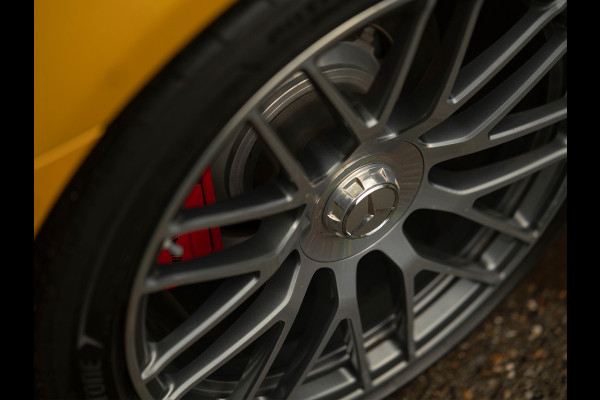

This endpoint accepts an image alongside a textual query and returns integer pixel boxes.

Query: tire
[34,0,567,399]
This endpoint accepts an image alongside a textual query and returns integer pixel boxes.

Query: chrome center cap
[300,140,423,261]
[324,164,400,238]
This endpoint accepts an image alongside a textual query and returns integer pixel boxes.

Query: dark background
[387,227,567,400]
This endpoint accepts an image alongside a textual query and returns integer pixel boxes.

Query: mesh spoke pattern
[125,0,566,398]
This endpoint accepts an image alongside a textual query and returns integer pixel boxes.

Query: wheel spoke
[420,29,567,153]
[362,0,435,126]
[166,180,301,236]
[422,94,567,166]
[270,265,340,398]
[451,0,567,106]
[335,268,372,390]
[277,317,339,399]
[247,110,313,193]
[140,216,301,383]
[390,0,483,138]
[463,207,538,244]
[513,162,566,232]
[160,258,301,400]
[426,0,484,117]
[148,214,300,292]
[302,60,371,141]
[273,259,373,398]
[380,227,502,284]
[399,268,416,361]
[141,275,260,382]
[229,322,289,400]
[372,232,419,360]
[147,250,265,294]
[414,175,550,244]
[415,135,566,245]
[298,0,439,144]
[375,223,508,359]
[429,136,567,200]
[488,95,567,143]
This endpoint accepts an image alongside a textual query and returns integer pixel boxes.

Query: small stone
[526,299,538,312]
[462,389,473,400]
[529,324,544,340]
[494,315,504,325]
[505,362,515,371]
[504,389,512,399]
[554,326,562,335]
[525,390,534,399]
[486,378,498,389]
[475,354,488,365]
[506,370,516,379]
[519,314,528,323]
[532,348,547,359]
[505,329,518,338]
[508,348,518,358]
[490,353,506,364]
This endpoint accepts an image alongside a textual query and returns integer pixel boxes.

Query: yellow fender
[34,0,237,235]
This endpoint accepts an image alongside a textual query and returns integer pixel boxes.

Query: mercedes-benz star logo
[324,164,400,239]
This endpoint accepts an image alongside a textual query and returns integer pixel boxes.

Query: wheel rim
[125,0,567,398]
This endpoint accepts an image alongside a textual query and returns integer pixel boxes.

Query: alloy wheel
[124,0,567,399]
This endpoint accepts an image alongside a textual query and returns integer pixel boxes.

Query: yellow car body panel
[34,0,237,236]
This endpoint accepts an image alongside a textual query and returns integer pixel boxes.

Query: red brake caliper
[157,167,223,264]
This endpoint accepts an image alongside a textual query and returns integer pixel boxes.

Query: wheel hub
[323,164,400,239]
[300,139,424,262]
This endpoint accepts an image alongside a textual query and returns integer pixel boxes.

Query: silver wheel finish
[125,0,567,398]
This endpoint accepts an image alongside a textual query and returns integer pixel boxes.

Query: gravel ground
[387,227,567,400]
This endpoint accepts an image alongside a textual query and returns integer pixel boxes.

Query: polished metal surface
[323,164,400,238]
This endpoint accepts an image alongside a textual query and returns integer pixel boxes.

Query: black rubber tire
[34,0,385,398]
